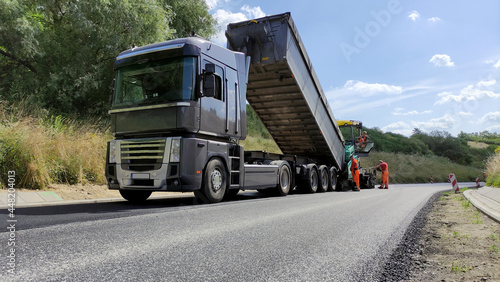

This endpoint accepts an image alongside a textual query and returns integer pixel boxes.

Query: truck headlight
[109,140,119,163]
[170,139,181,162]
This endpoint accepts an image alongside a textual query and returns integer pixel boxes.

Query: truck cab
[106,37,249,201]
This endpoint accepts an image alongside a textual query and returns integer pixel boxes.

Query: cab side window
[204,60,224,101]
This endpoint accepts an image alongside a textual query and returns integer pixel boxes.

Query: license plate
[131,173,150,179]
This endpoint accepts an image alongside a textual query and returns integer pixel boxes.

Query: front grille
[120,139,166,171]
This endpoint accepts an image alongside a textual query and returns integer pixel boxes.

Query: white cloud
[486,124,500,133]
[493,59,500,69]
[408,10,420,22]
[435,79,500,105]
[210,6,266,46]
[241,5,265,19]
[428,17,442,23]
[382,121,412,135]
[204,0,220,10]
[456,112,473,117]
[476,79,496,87]
[429,54,455,67]
[479,111,500,123]
[211,10,248,46]
[342,80,402,97]
[393,107,431,116]
[412,114,456,131]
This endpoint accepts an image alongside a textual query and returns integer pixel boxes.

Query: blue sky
[204,0,500,136]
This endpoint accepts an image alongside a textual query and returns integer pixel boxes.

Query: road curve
[1,183,454,281]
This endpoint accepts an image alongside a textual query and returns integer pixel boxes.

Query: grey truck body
[105,13,350,202]
[226,12,345,169]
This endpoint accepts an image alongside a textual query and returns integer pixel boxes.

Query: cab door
[225,67,239,137]
[199,60,227,136]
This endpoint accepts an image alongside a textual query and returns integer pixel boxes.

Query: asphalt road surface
[1,183,455,281]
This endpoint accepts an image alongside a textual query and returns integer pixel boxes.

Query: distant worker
[356,131,370,148]
[350,155,360,191]
[374,160,389,189]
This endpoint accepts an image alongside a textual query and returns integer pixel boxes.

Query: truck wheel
[119,190,152,203]
[223,188,240,200]
[270,161,292,196]
[304,164,318,193]
[196,158,227,204]
[328,167,337,191]
[317,165,329,193]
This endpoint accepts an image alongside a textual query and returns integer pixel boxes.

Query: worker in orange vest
[375,160,389,189]
[350,155,360,191]
[356,131,369,148]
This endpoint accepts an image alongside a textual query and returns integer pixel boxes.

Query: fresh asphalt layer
[0,183,459,281]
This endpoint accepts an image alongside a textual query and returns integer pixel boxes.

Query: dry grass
[0,102,111,189]
[486,153,500,187]
[240,135,282,154]
[467,141,489,149]
[361,151,483,183]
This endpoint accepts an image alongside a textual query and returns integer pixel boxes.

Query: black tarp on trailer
[226,12,345,169]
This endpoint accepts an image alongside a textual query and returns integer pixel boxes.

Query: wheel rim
[211,169,223,193]
[321,171,328,188]
[280,168,290,189]
[311,171,318,188]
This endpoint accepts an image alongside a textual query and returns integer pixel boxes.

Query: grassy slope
[0,102,496,189]
[0,103,111,189]
[360,151,483,184]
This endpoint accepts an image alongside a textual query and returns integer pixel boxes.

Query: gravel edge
[375,191,442,281]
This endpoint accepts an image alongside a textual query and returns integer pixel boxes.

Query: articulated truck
[105,12,375,203]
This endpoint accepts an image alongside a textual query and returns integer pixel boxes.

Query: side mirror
[205,63,216,75]
[203,63,217,98]
[204,73,216,98]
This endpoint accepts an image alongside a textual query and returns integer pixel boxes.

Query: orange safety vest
[351,158,359,172]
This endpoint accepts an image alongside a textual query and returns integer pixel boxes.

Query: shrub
[485,153,500,187]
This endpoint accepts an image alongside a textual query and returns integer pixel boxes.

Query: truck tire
[270,160,292,196]
[223,188,240,201]
[317,165,329,193]
[195,158,227,204]
[328,167,337,191]
[119,190,152,203]
[303,164,318,193]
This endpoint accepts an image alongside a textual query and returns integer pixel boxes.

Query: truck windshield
[113,57,197,108]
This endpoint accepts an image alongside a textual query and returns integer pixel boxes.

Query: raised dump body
[226,12,345,169]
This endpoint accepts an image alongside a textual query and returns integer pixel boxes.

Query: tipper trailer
[105,12,375,203]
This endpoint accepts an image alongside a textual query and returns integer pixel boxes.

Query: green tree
[0,0,216,116]
[164,0,217,38]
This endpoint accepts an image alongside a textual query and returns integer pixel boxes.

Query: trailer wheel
[119,190,152,203]
[303,164,318,193]
[328,167,337,191]
[195,158,227,204]
[317,165,329,193]
[270,161,292,196]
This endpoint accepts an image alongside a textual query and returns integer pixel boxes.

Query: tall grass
[485,153,500,187]
[0,101,111,189]
[240,135,282,154]
[1,99,496,189]
[360,151,483,183]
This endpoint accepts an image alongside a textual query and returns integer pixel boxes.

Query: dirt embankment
[407,191,500,281]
